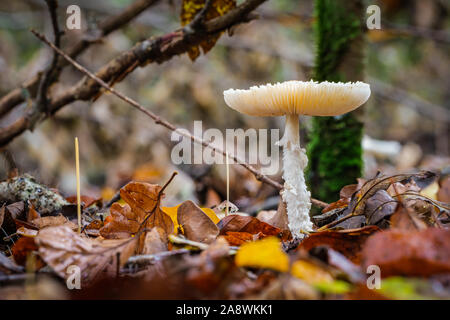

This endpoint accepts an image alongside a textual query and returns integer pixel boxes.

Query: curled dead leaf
[177,200,219,244]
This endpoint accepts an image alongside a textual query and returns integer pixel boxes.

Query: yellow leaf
[101,187,116,202]
[235,237,289,272]
[180,0,236,61]
[162,204,219,233]
[420,181,439,200]
[291,260,334,284]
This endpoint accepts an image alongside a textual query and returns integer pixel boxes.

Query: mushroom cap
[223,80,371,117]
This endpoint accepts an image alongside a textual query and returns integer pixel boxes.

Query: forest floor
[0,168,449,300]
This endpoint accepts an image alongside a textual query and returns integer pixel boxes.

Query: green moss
[307,0,365,204]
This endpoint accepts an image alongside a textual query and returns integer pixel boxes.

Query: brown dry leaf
[223,231,257,246]
[185,237,234,294]
[322,199,350,214]
[387,181,420,197]
[36,226,138,285]
[11,237,44,269]
[0,205,4,227]
[298,226,380,264]
[437,176,450,203]
[100,181,173,240]
[218,215,284,239]
[256,201,289,231]
[27,205,40,221]
[180,0,236,61]
[361,228,450,278]
[390,205,428,231]
[177,200,219,244]
[32,214,77,230]
[6,201,25,219]
[120,181,162,218]
[364,190,398,225]
[66,195,102,208]
[340,184,360,199]
[0,252,23,274]
[349,171,435,216]
[100,203,140,239]
[142,227,168,255]
[147,207,174,239]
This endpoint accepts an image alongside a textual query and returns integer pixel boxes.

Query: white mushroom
[223,80,371,237]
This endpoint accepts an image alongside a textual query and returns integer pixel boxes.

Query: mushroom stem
[279,114,313,237]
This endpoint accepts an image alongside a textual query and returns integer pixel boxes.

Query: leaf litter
[0,170,449,299]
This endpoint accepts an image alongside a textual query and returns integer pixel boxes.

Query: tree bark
[307,0,366,204]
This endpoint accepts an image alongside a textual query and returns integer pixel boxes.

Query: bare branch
[31,31,328,208]
[0,0,161,118]
[35,0,63,118]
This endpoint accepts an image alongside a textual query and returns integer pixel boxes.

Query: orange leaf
[100,203,140,239]
[218,215,282,238]
[223,231,256,246]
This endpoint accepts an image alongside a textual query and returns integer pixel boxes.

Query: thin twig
[0,0,161,118]
[34,0,63,121]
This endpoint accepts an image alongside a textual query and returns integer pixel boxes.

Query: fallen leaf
[420,181,439,200]
[100,181,173,241]
[66,195,102,208]
[390,205,428,231]
[308,246,364,283]
[32,214,77,230]
[26,205,40,221]
[291,260,334,284]
[147,207,174,239]
[120,181,162,218]
[235,237,289,272]
[185,237,234,294]
[437,176,450,203]
[100,203,140,239]
[142,227,168,255]
[349,171,435,216]
[218,215,283,238]
[361,228,450,278]
[298,226,380,264]
[163,203,219,233]
[177,200,219,244]
[322,199,349,214]
[364,190,398,225]
[0,252,23,273]
[36,226,138,285]
[6,201,25,220]
[223,231,256,246]
[256,200,289,231]
[11,237,44,269]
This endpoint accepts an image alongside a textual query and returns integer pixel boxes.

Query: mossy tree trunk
[307,0,366,204]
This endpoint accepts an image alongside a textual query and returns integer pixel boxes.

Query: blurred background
[0,0,448,210]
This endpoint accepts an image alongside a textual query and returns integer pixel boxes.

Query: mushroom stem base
[279,114,313,237]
